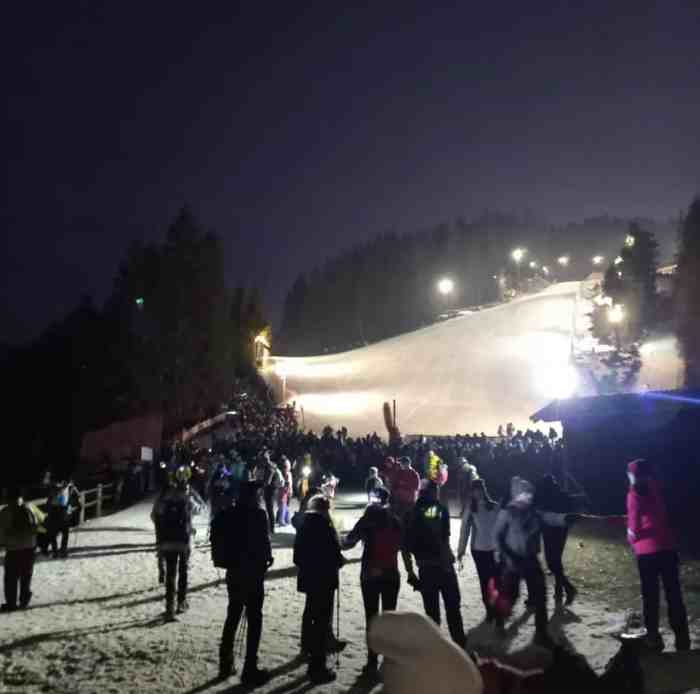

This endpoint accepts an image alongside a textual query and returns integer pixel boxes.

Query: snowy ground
[0,491,660,694]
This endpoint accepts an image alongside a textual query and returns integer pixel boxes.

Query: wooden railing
[0,483,116,525]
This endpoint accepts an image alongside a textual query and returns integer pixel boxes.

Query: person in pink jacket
[626,459,689,652]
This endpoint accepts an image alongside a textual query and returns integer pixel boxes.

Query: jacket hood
[627,459,648,476]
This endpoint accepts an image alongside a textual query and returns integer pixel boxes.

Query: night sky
[3,2,699,344]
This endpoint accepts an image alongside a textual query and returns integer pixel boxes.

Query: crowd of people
[0,383,692,691]
[144,443,687,689]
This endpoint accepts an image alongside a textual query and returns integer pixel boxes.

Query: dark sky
[3,1,699,344]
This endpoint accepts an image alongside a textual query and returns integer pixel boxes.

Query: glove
[266,557,274,569]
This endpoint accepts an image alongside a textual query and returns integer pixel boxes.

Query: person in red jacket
[626,459,689,652]
[391,457,421,519]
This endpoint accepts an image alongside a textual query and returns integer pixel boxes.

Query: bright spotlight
[542,266,550,275]
[608,304,625,324]
[511,248,526,263]
[437,277,455,295]
[536,364,578,399]
[592,255,605,265]
[529,260,538,269]
[614,256,623,265]
[557,256,569,267]
[625,234,635,248]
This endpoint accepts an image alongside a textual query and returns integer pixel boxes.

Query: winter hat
[369,611,483,694]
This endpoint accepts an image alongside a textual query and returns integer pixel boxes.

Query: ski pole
[336,586,341,669]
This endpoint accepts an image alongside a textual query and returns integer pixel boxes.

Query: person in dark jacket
[342,488,402,677]
[402,481,466,648]
[150,466,202,620]
[536,475,577,605]
[293,495,345,684]
[218,481,273,686]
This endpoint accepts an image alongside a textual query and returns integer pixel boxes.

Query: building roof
[530,389,700,424]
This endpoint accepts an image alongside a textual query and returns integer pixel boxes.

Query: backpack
[211,506,235,568]
[11,504,37,535]
[158,495,191,544]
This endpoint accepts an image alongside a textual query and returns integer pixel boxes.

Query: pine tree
[675,198,700,387]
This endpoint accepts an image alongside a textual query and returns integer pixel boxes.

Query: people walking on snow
[0,486,45,611]
[276,458,293,527]
[536,474,577,606]
[402,481,466,649]
[342,487,402,678]
[294,494,345,684]
[457,478,501,627]
[46,480,80,558]
[626,459,689,652]
[214,481,273,686]
[151,465,202,620]
[493,476,575,647]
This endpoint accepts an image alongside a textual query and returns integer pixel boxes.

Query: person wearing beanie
[493,476,575,648]
[342,487,403,678]
[402,481,466,649]
[626,459,689,652]
[293,494,345,683]
[217,481,273,686]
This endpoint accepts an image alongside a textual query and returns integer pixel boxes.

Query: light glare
[437,277,455,295]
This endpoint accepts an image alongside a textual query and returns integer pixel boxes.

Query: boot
[361,655,379,679]
[308,664,337,684]
[674,628,691,652]
[19,591,32,609]
[643,632,665,652]
[564,584,578,606]
[176,600,189,614]
[534,629,555,649]
[241,665,271,687]
[218,655,235,680]
[165,601,176,622]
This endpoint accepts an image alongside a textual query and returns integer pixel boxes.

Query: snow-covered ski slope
[267,282,587,436]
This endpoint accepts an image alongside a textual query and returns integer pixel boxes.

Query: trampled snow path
[1,493,638,693]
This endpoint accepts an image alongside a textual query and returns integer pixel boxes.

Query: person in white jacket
[493,477,574,647]
[457,479,501,625]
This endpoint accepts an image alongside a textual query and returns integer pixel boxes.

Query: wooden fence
[0,483,116,524]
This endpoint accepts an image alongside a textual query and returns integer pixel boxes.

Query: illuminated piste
[266,283,587,436]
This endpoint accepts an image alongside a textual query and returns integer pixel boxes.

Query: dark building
[532,390,700,549]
